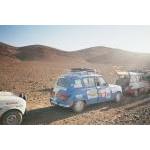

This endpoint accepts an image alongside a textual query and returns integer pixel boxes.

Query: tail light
[56,93,69,100]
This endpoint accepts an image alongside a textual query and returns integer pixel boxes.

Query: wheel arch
[117,91,122,94]
[73,99,87,104]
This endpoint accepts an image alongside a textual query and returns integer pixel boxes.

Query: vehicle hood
[0,91,15,96]
[0,91,23,102]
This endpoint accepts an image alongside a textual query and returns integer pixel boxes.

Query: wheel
[115,92,122,102]
[133,90,139,97]
[2,110,23,125]
[72,101,85,113]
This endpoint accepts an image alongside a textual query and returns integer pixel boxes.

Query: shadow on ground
[23,95,149,125]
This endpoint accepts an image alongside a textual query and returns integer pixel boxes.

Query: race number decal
[99,88,111,98]
[99,89,106,97]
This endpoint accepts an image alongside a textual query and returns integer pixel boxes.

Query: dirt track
[23,95,150,125]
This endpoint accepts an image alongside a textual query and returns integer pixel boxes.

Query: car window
[83,77,95,87]
[130,75,140,83]
[96,76,107,86]
[74,79,82,88]
[95,77,100,86]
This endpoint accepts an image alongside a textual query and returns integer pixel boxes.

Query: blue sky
[0,25,150,53]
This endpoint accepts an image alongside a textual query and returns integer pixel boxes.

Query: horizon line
[0,41,149,54]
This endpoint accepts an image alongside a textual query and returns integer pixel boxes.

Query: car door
[95,76,112,102]
[83,77,98,105]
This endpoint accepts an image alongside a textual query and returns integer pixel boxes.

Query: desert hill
[0,42,17,58]
[0,43,86,64]
[0,42,150,68]
[0,42,71,61]
[16,45,70,61]
[75,46,150,67]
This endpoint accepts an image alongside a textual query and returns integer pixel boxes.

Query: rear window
[74,79,82,88]
[130,75,141,83]
[57,78,71,87]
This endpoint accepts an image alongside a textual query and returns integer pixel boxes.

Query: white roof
[116,71,129,75]
[116,71,143,76]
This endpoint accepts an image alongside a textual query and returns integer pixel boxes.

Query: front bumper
[50,98,71,108]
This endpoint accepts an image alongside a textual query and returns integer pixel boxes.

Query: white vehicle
[116,71,150,96]
[0,91,27,125]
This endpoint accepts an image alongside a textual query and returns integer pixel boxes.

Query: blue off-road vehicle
[50,68,122,113]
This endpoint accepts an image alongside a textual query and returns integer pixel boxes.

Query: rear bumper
[50,98,71,108]
[124,88,138,96]
[125,89,135,95]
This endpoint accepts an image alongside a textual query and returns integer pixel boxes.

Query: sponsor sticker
[87,89,98,99]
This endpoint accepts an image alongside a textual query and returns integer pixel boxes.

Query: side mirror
[19,93,27,101]
[103,83,108,86]
[96,82,100,87]
[50,88,54,97]
[50,87,54,92]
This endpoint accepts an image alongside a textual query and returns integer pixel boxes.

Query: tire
[72,101,85,113]
[2,110,23,125]
[115,92,122,102]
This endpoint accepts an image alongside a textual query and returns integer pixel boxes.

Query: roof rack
[71,68,96,73]
[129,69,144,73]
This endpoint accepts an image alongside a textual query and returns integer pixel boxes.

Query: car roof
[117,71,144,76]
[60,71,102,79]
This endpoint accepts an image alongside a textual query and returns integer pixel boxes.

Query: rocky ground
[23,95,150,125]
[0,60,150,125]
